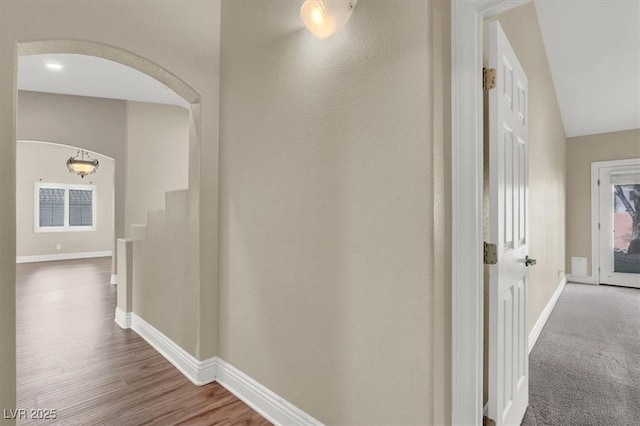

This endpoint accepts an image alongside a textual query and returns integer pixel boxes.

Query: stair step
[165,189,189,219]
[145,209,167,234]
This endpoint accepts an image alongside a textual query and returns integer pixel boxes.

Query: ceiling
[534,0,640,137]
[18,54,189,109]
[17,3,640,139]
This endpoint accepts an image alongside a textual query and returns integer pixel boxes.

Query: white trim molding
[115,310,323,426]
[16,250,112,264]
[110,274,118,285]
[451,1,530,424]
[216,359,323,426]
[528,276,566,354]
[114,307,132,329]
[127,312,216,386]
[590,158,640,287]
[591,161,600,284]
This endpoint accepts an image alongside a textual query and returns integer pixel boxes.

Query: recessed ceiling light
[45,62,63,71]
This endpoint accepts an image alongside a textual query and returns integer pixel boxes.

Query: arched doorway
[18,40,202,281]
[7,39,210,419]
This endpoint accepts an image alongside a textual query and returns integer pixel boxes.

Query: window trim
[34,182,97,233]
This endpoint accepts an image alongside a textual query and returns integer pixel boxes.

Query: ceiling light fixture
[300,0,357,40]
[67,150,99,178]
[45,62,64,71]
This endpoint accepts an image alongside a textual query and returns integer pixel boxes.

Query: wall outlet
[56,244,61,251]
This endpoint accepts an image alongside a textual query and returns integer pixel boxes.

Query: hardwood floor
[16,258,271,425]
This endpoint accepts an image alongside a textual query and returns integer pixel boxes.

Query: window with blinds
[39,188,65,227]
[69,189,93,227]
[34,183,96,232]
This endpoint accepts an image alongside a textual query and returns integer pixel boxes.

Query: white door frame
[451,1,529,424]
[591,158,640,284]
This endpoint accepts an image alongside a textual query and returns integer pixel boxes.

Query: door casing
[451,0,530,424]
[591,158,640,285]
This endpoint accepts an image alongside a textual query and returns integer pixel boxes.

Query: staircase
[120,187,201,356]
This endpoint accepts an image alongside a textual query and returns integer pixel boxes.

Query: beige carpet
[522,283,640,425]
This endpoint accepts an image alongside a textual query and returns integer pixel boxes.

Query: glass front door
[613,184,640,274]
[599,164,640,288]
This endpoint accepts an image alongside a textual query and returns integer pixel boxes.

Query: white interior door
[598,163,640,288]
[487,21,530,426]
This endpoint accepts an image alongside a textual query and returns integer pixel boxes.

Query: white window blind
[610,173,640,185]
[34,182,96,232]
[39,188,65,227]
[69,189,93,227]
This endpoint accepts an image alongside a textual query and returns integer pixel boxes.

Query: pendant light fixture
[300,0,357,40]
[67,150,99,178]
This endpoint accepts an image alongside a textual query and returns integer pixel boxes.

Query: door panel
[487,21,529,426]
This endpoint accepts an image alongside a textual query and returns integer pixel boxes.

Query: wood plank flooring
[16,258,271,426]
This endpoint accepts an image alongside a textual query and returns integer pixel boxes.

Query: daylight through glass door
[613,183,640,274]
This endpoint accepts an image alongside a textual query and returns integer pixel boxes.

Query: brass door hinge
[484,242,498,265]
[483,67,496,90]
[483,415,496,426]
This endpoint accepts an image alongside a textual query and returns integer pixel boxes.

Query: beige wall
[131,186,201,355]
[219,0,450,424]
[0,1,221,419]
[17,91,127,242]
[16,141,115,257]
[484,3,567,401]
[566,129,640,274]
[498,1,568,336]
[1,1,452,423]
[125,101,189,236]
[126,102,197,356]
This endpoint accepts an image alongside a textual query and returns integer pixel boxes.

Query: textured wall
[219,0,450,424]
[484,2,568,402]
[16,141,115,257]
[566,129,640,274]
[125,101,189,236]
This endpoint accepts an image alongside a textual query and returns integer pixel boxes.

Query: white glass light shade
[300,0,356,40]
[45,62,64,71]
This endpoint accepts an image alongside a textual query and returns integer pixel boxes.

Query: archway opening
[14,41,203,421]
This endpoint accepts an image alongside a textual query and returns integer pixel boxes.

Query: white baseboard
[110,274,118,285]
[128,312,217,386]
[116,310,322,425]
[114,307,132,329]
[216,358,323,426]
[16,250,112,264]
[529,276,567,353]
[567,274,598,285]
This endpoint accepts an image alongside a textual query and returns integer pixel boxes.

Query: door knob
[525,256,537,267]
